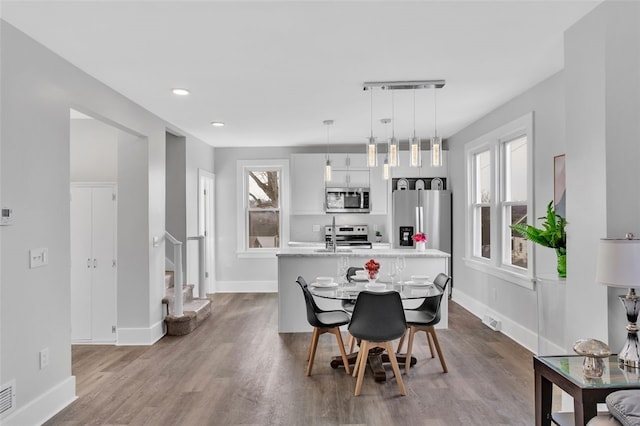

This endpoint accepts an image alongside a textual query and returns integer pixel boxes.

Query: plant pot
[556,250,566,278]
[416,242,426,252]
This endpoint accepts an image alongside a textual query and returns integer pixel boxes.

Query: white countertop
[276,248,450,258]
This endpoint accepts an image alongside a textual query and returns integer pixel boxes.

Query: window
[237,159,290,257]
[464,113,533,288]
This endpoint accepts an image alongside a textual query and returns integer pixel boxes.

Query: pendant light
[389,91,399,167]
[409,89,422,167]
[431,87,443,167]
[324,120,333,182]
[381,118,391,180]
[366,90,377,167]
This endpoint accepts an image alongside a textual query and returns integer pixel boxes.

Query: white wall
[448,71,565,352]
[0,21,207,424]
[70,118,118,182]
[166,132,187,265]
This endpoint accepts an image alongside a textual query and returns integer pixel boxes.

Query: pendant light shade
[389,91,399,167]
[381,118,391,180]
[324,120,333,182]
[410,90,421,167]
[431,88,443,167]
[366,90,377,167]
[383,157,390,180]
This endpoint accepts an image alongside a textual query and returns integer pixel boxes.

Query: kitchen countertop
[276,248,450,258]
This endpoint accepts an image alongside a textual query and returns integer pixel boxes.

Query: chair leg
[306,327,320,376]
[330,328,351,375]
[428,326,448,373]
[354,340,369,396]
[347,332,356,355]
[352,344,363,377]
[426,329,435,358]
[396,327,408,353]
[405,326,416,375]
[384,342,406,396]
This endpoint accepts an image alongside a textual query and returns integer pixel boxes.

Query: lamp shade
[595,238,640,288]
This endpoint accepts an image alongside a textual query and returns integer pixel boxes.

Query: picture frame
[554,154,566,217]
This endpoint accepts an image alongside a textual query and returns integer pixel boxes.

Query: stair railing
[187,235,206,298]
[165,231,184,317]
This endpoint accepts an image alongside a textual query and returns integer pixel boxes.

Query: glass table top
[539,355,640,388]
[308,280,442,301]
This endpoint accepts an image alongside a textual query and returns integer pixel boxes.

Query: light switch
[29,248,48,268]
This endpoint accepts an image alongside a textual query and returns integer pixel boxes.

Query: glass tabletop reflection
[308,280,442,301]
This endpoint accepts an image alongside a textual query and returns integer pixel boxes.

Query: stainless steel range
[324,225,372,249]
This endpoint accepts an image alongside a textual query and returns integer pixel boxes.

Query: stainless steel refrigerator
[392,189,451,254]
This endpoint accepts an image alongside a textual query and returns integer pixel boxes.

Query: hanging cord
[370,89,374,139]
[433,86,438,138]
[391,90,396,138]
[413,89,417,138]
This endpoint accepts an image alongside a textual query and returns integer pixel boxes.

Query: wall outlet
[39,348,49,370]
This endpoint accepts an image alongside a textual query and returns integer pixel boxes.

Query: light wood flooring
[46,294,534,425]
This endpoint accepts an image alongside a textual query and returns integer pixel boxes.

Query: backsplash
[290,214,389,243]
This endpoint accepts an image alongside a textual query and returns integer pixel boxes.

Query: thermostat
[0,208,12,226]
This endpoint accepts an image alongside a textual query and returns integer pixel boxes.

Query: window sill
[463,257,534,290]
[237,250,278,259]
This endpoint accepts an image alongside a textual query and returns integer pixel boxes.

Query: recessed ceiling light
[171,88,190,96]
[211,121,225,127]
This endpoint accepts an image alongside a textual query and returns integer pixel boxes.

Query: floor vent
[482,315,502,331]
[0,380,16,417]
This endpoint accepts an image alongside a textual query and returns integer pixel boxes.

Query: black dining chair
[296,276,351,376]
[348,290,407,396]
[342,266,364,354]
[397,273,451,375]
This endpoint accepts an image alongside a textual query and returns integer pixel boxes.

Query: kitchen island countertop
[277,248,450,258]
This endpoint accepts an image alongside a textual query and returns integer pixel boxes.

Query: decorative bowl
[411,275,430,285]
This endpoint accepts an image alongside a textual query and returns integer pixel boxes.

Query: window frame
[464,113,534,289]
[236,159,290,258]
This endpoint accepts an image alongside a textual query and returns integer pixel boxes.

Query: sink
[313,248,353,253]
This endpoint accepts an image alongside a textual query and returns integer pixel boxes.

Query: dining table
[309,279,442,382]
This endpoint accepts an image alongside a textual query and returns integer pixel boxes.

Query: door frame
[198,169,215,295]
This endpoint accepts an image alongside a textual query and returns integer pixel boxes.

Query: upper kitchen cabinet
[369,154,389,214]
[330,153,368,170]
[391,150,449,179]
[290,153,326,215]
[330,170,369,188]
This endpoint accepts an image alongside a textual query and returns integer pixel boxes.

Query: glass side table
[534,354,640,425]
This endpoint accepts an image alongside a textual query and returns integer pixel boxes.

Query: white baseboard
[214,280,277,293]
[117,319,165,346]
[452,288,538,353]
[1,376,76,426]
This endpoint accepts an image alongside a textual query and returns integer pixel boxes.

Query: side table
[534,355,640,425]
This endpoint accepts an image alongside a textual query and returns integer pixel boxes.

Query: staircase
[163,271,212,335]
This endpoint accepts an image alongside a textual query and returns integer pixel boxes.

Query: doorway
[199,169,215,294]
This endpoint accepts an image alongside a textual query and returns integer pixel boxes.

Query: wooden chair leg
[354,340,369,396]
[306,327,320,376]
[405,327,416,375]
[352,344,363,377]
[396,327,408,353]
[331,328,351,375]
[384,342,406,396]
[348,332,356,354]
[428,326,448,373]
[426,328,435,358]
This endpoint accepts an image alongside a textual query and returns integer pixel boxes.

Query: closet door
[70,187,93,341]
[91,187,117,342]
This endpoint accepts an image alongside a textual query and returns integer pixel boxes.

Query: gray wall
[448,71,565,350]
[70,118,118,182]
[166,132,187,265]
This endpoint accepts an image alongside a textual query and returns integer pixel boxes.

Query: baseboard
[117,319,165,346]
[1,376,76,426]
[452,289,538,353]
[214,280,277,293]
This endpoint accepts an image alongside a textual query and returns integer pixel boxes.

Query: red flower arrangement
[364,259,380,280]
[412,233,427,243]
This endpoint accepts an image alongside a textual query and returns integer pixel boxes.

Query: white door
[199,170,215,295]
[70,184,117,343]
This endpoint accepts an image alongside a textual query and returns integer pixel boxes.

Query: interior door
[70,187,93,340]
[199,170,215,295]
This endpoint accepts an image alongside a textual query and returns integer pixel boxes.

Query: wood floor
[46,294,534,425]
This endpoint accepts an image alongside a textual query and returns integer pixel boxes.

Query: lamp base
[618,290,640,369]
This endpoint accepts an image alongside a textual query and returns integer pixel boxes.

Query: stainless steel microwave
[325,187,370,213]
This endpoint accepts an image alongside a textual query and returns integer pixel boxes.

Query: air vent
[0,380,16,417]
[482,315,502,332]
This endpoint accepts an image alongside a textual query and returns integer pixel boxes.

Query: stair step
[165,298,212,336]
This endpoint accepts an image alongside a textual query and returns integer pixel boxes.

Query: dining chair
[397,273,451,375]
[296,276,351,376]
[343,266,364,354]
[348,290,407,396]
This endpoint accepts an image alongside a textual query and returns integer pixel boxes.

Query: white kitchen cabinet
[330,170,369,188]
[330,153,368,170]
[369,154,389,214]
[290,154,326,214]
[70,184,117,343]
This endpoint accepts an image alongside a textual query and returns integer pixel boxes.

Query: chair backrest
[413,273,451,324]
[348,291,407,342]
[346,266,364,282]
[295,276,324,328]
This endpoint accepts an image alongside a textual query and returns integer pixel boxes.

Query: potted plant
[412,232,428,252]
[511,201,567,278]
[375,230,382,243]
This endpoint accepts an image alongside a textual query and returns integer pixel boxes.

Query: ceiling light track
[363,80,446,91]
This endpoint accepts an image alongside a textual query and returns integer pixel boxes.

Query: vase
[556,251,566,278]
[416,242,426,252]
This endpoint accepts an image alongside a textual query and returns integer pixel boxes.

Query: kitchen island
[277,248,450,333]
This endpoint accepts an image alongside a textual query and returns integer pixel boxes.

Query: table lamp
[595,234,640,368]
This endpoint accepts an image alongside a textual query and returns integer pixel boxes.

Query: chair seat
[316,310,350,328]
[404,310,438,327]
